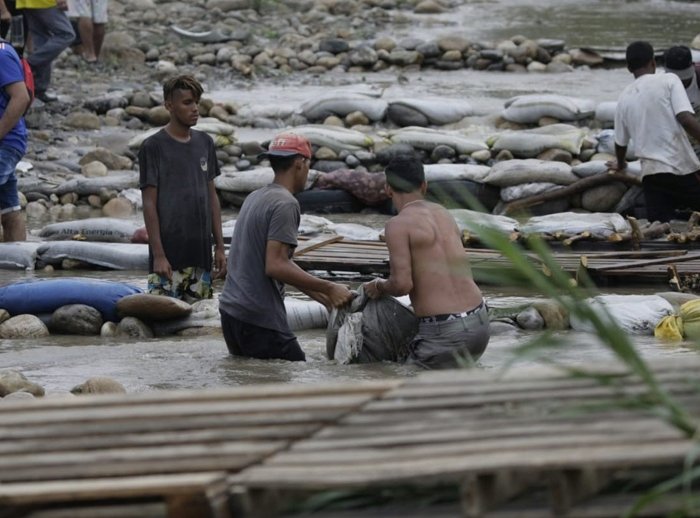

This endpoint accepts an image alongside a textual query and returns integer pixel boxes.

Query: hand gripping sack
[326,287,419,364]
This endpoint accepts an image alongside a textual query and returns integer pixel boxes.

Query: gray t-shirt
[138,129,219,272]
[219,183,300,332]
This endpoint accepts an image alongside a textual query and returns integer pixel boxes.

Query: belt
[418,300,486,324]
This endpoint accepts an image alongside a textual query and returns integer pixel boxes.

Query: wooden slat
[294,235,344,256]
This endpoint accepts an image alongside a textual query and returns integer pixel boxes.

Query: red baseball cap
[260,133,312,159]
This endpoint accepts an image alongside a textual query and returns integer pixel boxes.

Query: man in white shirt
[609,41,700,222]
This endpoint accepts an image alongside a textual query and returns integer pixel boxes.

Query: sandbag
[388,127,488,154]
[215,167,319,193]
[286,298,329,331]
[0,278,141,322]
[483,159,578,187]
[424,163,490,183]
[680,299,700,340]
[300,94,388,122]
[0,242,40,270]
[288,125,374,152]
[570,295,673,335]
[36,241,149,270]
[314,169,388,206]
[52,172,139,196]
[327,288,418,364]
[500,182,562,202]
[329,223,381,241]
[520,212,630,239]
[572,160,609,178]
[38,218,142,243]
[387,98,475,125]
[298,214,333,236]
[449,208,519,235]
[502,94,596,124]
[128,118,235,149]
[488,124,587,158]
[655,315,684,341]
[594,101,617,124]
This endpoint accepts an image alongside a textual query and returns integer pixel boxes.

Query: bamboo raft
[1,356,699,517]
[293,236,700,288]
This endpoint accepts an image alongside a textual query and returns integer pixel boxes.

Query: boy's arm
[677,111,700,144]
[142,186,172,280]
[265,240,352,309]
[0,82,29,141]
[208,180,226,279]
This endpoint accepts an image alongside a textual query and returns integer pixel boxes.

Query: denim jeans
[0,144,22,213]
[24,7,75,93]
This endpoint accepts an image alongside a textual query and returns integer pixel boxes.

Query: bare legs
[77,17,104,62]
[2,211,26,241]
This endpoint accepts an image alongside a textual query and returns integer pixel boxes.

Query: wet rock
[0,315,49,339]
[471,149,492,162]
[116,316,154,339]
[386,104,429,127]
[319,38,350,54]
[71,376,127,395]
[312,160,347,172]
[147,106,170,125]
[83,92,129,114]
[527,61,546,72]
[350,46,378,67]
[375,143,417,165]
[81,160,108,177]
[101,321,118,337]
[389,49,422,66]
[546,61,573,73]
[537,149,573,164]
[532,300,569,330]
[581,182,627,212]
[50,304,103,335]
[102,197,134,217]
[416,41,441,59]
[315,146,338,161]
[79,148,133,170]
[374,37,396,52]
[516,306,545,330]
[345,111,369,126]
[65,111,101,130]
[26,201,48,219]
[569,48,603,66]
[495,149,514,161]
[0,370,45,397]
[431,144,456,162]
[0,309,9,324]
[437,36,470,53]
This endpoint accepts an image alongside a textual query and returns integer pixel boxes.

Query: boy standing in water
[219,133,353,361]
[363,155,489,369]
[139,75,226,302]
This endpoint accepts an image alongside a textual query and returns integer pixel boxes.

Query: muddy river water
[1,0,698,393]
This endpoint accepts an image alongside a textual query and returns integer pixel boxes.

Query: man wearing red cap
[219,132,353,361]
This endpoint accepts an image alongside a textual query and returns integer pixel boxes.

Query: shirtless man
[363,155,489,369]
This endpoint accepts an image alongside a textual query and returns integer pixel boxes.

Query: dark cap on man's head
[260,133,312,159]
[665,45,695,81]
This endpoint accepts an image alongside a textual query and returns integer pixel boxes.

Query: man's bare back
[385,200,483,317]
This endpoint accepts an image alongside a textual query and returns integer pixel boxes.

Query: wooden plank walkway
[292,237,700,287]
[1,358,699,517]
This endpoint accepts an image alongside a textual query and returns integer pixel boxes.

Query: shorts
[0,144,22,214]
[409,301,489,369]
[220,310,306,362]
[67,0,108,23]
[147,267,212,303]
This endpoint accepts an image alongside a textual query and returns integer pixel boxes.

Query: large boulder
[50,304,103,335]
[0,314,49,339]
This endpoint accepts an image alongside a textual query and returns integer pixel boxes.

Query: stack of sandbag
[289,125,374,152]
[326,288,418,364]
[655,299,700,341]
[487,124,587,158]
[570,294,674,335]
[215,167,320,206]
[388,126,488,155]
